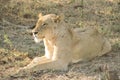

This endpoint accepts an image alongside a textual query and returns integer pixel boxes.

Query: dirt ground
[0,0,120,80]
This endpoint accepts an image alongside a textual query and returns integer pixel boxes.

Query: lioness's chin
[34,37,42,43]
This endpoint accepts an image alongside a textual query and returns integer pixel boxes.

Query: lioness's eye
[42,23,47,26]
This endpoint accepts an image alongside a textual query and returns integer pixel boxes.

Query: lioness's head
[31,13,63,43]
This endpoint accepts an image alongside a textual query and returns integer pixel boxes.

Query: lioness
[19,13,111,72]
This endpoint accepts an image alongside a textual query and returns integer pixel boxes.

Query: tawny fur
[18,13,111,73]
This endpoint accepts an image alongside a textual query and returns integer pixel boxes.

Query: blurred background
[0,0,119,80]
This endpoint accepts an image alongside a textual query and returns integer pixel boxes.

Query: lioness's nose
[30,30,38,36]
[33,32,38,34]
[32,30,38,34]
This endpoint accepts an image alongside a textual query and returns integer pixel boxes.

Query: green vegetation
[4,34,13,48]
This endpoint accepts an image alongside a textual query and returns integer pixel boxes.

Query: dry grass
[0,0,120,80]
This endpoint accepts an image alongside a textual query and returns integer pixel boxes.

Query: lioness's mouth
[33,33,40,43]
[32,33,43,43]
[33,33,37,37]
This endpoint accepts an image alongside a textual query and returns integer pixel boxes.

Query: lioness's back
[72,27,111,62]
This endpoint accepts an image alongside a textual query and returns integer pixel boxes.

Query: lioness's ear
[54,14,64,23]
[38,13,42,18]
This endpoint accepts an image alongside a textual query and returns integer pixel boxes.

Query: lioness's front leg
[22,56,47,69]
[18,49,70,73]
[17,56,47,73]
[18,39,71,73]
[18,58,68,73]
[30,59,68,71]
